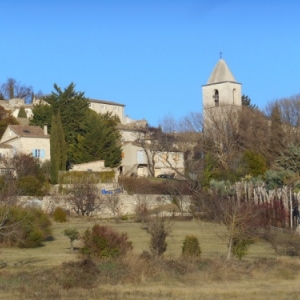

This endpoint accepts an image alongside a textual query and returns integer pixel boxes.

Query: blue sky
[1,0,299,126]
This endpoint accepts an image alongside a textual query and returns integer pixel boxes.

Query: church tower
[202,58,242,131]
[202,58,242,110]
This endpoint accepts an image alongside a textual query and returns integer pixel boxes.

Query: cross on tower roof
[219,51,223,59]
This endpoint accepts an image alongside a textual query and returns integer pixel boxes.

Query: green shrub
[182,235,201,258]
[63,228,79,250]
[80,224,132,259]
[53,207,67,222]
[0,206,52,248]
[118,177,192,195]
[231,237,254,260]
[147,216,172,258]
[16,175,46,196]
[59,171,115,184]
[120,215,129,221]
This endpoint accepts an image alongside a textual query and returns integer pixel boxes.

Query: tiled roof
[8,125,49,138]
[0,143,13,148]
[88,98,125,107]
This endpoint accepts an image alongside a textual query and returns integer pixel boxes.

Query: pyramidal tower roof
[207,59,236,84]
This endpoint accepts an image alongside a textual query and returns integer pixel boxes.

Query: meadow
[0,216,300,300]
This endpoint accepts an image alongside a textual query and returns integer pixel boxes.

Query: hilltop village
[1,59,300,299]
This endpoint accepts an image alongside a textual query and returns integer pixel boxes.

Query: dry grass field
[1,216,300,300]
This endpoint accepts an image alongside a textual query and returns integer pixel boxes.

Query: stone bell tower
[202,58,242,131]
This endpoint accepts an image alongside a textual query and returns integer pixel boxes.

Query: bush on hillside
[182,235,201,258]
[80,224,132,259]
[0,206,52,248]
[53,207,67,222]
[63,228,79,250]
[147,216,172,258]
[16,175,47,196]
[231,237,254,260]
[119,177,192,195]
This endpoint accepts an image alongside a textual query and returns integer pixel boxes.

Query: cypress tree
[18,107,27,118]
[57,110,67,171]
[50,114,59,184]
[50,112,68,184]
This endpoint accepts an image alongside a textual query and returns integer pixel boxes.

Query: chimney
[44,124,48,135]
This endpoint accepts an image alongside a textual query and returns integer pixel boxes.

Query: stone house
[0,124,50,162]
[120,141,184,177]
[117,119,148,142]
[88,98,126,124]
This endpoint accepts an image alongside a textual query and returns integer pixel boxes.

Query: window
[34,149,40,157]
[213,90,219,107]
[233,88,236,105]
[32,149,45,158]
[137,150,144,163]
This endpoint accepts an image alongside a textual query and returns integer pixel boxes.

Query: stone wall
[20,191,192,218]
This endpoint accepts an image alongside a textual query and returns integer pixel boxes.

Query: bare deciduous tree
[104,192,121,218]
[194,189,263,260]
[0,78,33,103]
[202,106,242,171]
[66,180,103,216]
[135,193,151,224]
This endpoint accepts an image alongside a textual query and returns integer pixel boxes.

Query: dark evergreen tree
[57,111,67,171]
[50,114,59,184]
[31,83,90,164]
[50,112,68,184]
[31,83,121,168]
[45,83,90,151]
[17,107,27,118]
[241,94,257,109]
[275,144,300,173]
[30,103,53,128]
[73,111,122,167]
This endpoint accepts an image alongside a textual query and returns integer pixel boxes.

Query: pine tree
[30,83,90,165]
[74,111,122,167]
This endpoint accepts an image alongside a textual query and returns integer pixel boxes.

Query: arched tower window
[213,89,219,107]
[233,88,236,105]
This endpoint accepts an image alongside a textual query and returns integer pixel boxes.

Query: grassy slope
[0,217,299,300]
[0,217,277,270]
